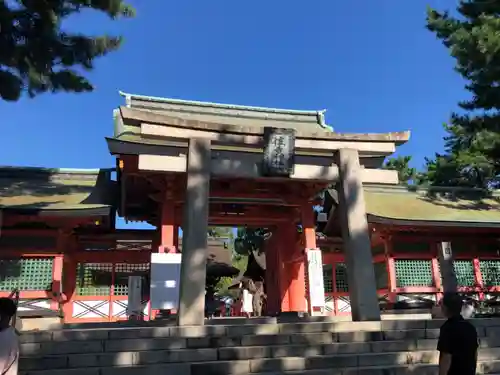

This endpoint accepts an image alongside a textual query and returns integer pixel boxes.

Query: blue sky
[1,0,465,229]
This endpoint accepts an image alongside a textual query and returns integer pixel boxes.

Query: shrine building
[1,92,500,327]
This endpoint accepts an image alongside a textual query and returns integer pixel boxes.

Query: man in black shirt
[437,292,479,375]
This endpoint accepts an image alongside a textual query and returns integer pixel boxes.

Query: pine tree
[419,124,497,188]
[214,253,248,297]
[382,156,417,185]
[425,1,500,186]
[234,227,269,255]
[0,0,134,101]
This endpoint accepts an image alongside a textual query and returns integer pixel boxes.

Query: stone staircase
[19,318,500,375]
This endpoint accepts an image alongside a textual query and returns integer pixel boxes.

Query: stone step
[262,368,498,375]
[18,358,500,375]
[21,318,500,342]
[19,337,500,365]
[20,327,500,357]
[20,318,500,344]
[19,319,500,375]
[19,346,500,372]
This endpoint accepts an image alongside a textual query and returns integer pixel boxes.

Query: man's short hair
[442,292,463,316]
[0,298,17,318]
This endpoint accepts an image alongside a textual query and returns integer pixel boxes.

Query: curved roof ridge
[117,106,410,143]
[119,90,326,117]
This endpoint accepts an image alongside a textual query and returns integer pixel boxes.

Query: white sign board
[150,253,182,310]
[307,249,325,309]
[127,276,143,319]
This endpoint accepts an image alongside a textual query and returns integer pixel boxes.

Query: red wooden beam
[208,216,289,225]
[0,251,58,257]
[71,251,150,263]
[1,229,58,236]
[2,214,99,228]
[0,291,51,299]
[209,190,296,203]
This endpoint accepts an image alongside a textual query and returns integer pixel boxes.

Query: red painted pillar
[298,203,317,313]
[159,199,177,253]
[287,204,316,313]
[264,227,281,315]
[52,230,70,311]
[473,255,484,300]
[61,233,77,323]
[51,255,64,310]
[274,224,291,312]
[287,248,306,312]
[384,237,397,307]
[154,195,178,319]
[429,242,443,302]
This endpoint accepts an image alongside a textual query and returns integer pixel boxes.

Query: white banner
[150,253,182,310]
[307,249,325,309]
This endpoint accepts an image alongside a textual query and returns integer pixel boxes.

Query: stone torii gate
[107,92,410,326]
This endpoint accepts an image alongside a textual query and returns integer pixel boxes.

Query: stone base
[155,310,174,320]
[278,311,310,321]
[18,317,62,332]
[431,306,445,319]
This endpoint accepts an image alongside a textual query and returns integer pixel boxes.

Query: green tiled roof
[111,105,410,145]
[364,185,500,226]
[0,167,116,213]
[119,91,330,132]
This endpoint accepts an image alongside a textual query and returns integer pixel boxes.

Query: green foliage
[214,253,248,297]
[418,123,498,188]
[382,156,417,185]
[212,226,270,296]
[205,227,245,296]
[0,0,134,101]
[425,1,500,187]
[234,227,269,255]
[207,227,233,238]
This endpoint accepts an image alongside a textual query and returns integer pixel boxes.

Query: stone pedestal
[177,138,211,326]
[335,148,381,321]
